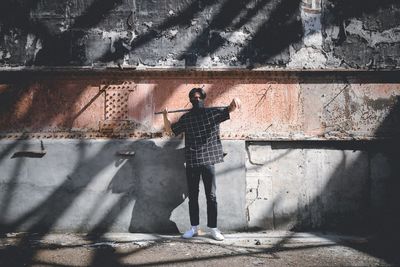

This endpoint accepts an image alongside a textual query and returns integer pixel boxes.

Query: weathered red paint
[0,71,399,140]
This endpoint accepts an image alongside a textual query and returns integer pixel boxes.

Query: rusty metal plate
[101,82,137,132]
[105,90,130,120]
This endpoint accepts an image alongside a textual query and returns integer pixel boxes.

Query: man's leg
[202,164,224,241]
[201,164,217,228]
[186,166,201,227]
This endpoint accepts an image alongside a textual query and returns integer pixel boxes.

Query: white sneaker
[210,228,224,241]
[182,226,198,239]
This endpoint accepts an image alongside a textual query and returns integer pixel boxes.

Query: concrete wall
[1,138,398,234]
[0,139,246,233]
[246,141,400,233]
[1,0,399,69]
[0,71,399,233]
[1,0,399,235]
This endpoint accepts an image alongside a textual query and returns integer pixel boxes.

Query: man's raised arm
[162,108,173,136]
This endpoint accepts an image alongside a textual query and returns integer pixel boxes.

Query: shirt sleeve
[214,107,230,124]
[171,116,185,135]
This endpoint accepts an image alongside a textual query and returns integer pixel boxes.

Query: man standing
[163,88,241,241]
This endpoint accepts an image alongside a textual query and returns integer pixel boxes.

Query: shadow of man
[108,138,187,234]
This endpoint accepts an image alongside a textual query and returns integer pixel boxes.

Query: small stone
[255,239,261,245]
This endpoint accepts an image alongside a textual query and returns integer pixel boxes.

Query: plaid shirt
[171,107,230,167]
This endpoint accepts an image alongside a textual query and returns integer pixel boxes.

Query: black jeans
[185,164,217,228]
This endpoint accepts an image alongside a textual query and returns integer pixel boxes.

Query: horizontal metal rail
[154,106,228,115]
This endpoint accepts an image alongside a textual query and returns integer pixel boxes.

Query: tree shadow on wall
[291,96,400,264]
[244,88,399,265]
[0,0,123,65]
[94,0,400,67]
[2,0,399,67]
[119,0,304,67]
[237,0,303,67]
[0,139,187,233]
[322,0,400,68]
[0,80,96,132]
[89,139,187,234]
[323,0,400,28]
[0,0,303,66]
[0,72,199,265]
[346,96,400,264]
[0,137,187,266]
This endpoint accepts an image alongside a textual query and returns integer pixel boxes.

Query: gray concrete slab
[245,141,398,233]
[0,139,246,233]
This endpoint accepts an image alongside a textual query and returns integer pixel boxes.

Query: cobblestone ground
[0,231,398,266]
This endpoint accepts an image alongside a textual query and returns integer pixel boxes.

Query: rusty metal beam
[0,70,399,141]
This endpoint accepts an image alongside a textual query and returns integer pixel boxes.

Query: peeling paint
[345,20,400,47]
[220,31,250,45]
[288,6,326,68]
[363,95,397,111]
[25,34,36,51]
[102,30,136,52]
[0,0,398,69]
[288,46,327,68]
[0,71,399,140]
[143,22,153,28]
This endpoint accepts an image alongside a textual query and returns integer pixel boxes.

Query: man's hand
[229,97,241,112]
[162,107,169,117]
[163,107,173,136]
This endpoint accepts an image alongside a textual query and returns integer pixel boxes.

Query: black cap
[188,88,206,100]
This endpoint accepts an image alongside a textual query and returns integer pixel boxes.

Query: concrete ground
[0,231,398,266]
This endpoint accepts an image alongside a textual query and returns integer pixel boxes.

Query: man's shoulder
[181,108,222,120]
[207,107,227,116]
[180,112,191,120]
[175,111,193,124]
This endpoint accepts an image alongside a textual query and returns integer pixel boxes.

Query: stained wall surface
[0,139,246,233]
[0,71,399,140]
[0,0,399,234]
[0,71,399,233]
[0,0,399,69]
[246,141,400,233]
